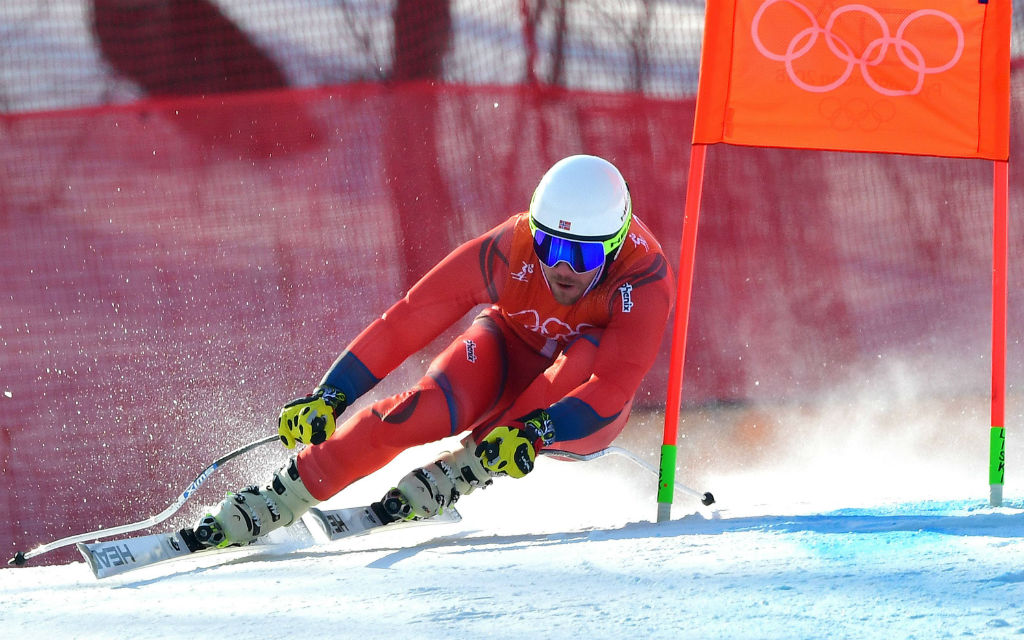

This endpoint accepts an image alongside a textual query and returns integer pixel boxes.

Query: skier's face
[539,261,600,305]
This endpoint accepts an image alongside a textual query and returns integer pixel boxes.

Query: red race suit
[297,212,674,500]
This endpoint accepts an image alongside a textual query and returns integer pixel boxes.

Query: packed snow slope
[3,424,1024,640]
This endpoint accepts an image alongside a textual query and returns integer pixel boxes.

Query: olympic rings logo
[750,0,965,96]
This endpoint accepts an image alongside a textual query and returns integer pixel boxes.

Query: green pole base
[990,427,1005,507]
[657,444,677,523]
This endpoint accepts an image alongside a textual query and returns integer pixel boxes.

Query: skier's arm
[544,254,674,443]
[278,221,512,449]
[319,220,513,403]
[473,254,673,474]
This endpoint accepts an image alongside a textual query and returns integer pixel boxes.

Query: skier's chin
[540,262,599,305]
[550,282,585,305]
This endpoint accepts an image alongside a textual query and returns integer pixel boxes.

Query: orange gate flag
[693,0,1011,160]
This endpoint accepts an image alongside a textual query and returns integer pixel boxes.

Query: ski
[76,520,311,579]
[305,504,462,541]
[76,504,461,579]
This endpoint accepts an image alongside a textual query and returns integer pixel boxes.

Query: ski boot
[375,435,494,523]
[193,458,318,548]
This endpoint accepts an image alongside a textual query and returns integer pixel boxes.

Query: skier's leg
[195,313,530,547]
[475,329,632,456]
[193,458,318,548]
[376,313,559,520]
[380,436,494,520]
[195,327,501,546]
[295,312,532,502]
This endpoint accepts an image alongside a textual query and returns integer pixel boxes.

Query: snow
[3,433,1024,640]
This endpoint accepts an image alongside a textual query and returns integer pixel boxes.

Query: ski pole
[541,445,715,506]
[9,433,280,566]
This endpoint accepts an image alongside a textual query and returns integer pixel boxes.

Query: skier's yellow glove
[475,409,555,478]
[278,385,347,448]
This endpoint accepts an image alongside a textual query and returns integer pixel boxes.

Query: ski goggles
[529,213,631,274]
[531,229,607,273]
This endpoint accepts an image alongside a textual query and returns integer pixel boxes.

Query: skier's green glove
[278,385,347,448]
[475,409,556,478]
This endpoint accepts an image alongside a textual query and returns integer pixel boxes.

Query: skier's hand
[278,385,347,448]
[475,409,556,478]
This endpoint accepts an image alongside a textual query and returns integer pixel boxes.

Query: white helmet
[529,155,632,265]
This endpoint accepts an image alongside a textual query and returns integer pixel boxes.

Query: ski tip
[9,551,27,566]
[75,542,102,578]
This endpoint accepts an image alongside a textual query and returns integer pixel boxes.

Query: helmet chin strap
[580,262,605,297]
[588,240,626,293]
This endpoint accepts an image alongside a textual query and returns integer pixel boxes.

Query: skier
[194,154,675,548]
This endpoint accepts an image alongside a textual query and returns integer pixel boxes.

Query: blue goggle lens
[532,230,606,273]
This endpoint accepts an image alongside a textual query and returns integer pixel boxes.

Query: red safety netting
[2,1,1023,564]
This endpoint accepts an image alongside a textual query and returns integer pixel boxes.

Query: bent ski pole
[540,445,715,506]
[9,433,280,566]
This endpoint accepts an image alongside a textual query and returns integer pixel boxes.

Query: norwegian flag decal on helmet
[558,220,571,231]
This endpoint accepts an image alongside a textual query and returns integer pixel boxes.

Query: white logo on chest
[629,233,649,252]
[508,309,593,342]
